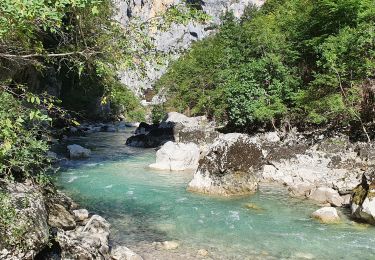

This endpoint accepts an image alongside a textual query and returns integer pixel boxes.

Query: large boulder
[158,112,207,129]
[308,187,344,207]
[57,215,111,259]
[149,141,200,171]
[311,207,340,223]
[351,171,375,224]
[0,182,49,259]
[67,144,91,159]
[187,133,263,196]
[126,112,218,148]
[126,127,174,148]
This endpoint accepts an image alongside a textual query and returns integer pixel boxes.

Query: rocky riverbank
[128,112,375,226]
[0,179,143,260]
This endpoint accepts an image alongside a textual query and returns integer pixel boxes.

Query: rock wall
[114,0,265,99]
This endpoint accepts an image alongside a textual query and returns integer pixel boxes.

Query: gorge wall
[114,0,265,101]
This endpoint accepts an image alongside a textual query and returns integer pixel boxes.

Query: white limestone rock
[67,144,91,159]
[72,209,89,222]
[308,187,344,207]
[149,141,200,171]
[311,207,340,223]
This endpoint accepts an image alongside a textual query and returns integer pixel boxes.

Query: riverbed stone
[149,141,200,171]
[197,249,209,257]
[187,133,263,196]
[67,144,91,159]
[111,246,143,260]
[311,207,340,223]
[153,241,180,250]
[308,187,344,207]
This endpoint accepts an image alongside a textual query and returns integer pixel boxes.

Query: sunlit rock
[149,141,200,171]
[311,207,340,223]
[308,187,344,207]
[188,133,263,196]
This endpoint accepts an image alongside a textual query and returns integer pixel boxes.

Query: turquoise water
[55,130,375,259]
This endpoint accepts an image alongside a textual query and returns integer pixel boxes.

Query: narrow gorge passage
[55,129,375,260]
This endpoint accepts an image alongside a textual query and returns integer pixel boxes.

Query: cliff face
[114,0,265,99]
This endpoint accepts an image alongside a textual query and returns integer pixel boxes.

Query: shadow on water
[62,189,171,244]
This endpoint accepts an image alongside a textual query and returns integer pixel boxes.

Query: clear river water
[55,128,375,259]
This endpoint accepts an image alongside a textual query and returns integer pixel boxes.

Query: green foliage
[151,104,166,124]
[157,0,375,131]
[110,84,146,122]
[0,90,51,179]
[163,4,211,27]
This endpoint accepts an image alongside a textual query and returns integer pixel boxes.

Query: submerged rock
[187,133,263,196]
[111,246,143,260]
[311,207,340,223]
[197,249,209,257]
[67,144,91,159]
[153,241,180,250]
[149,141,200,171]
[243,203,263,211]
[351,171,375,224]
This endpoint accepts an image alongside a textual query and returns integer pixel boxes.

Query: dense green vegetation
[0,0,209,180]
[156,0,375,136]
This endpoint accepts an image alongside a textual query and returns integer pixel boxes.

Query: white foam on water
[105,184,113,189]
[67,176,78,183]
[87,163,98,167]
[176,197,187,202]
[127,190,134,195]
[229,211,240,221]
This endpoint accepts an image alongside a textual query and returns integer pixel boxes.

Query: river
[54,128,375,259]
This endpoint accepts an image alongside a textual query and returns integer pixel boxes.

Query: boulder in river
[126,112,218,148]
[149,141,200,171]
[67,144,91,159]
[308,187,344,207]
[351,171,375,224]
[187,133,263,196]
[311,207,340,223]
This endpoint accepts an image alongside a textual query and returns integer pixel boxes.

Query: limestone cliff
[114,0,265,100]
